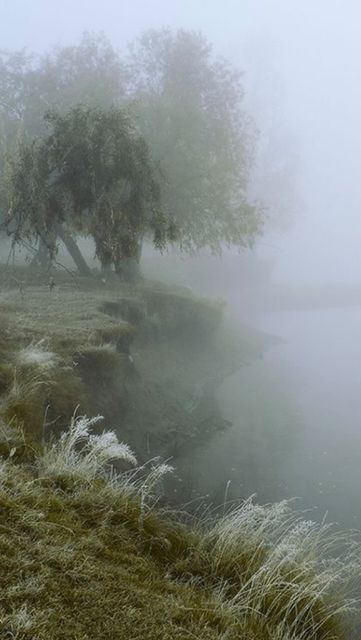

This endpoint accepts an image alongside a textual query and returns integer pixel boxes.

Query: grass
[0,282,132,356]
[0,263,267,463]
[2,265,357,637]
[0,415,360,640]
[0,339,88,445]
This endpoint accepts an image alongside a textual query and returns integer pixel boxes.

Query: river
[185,303,361,529]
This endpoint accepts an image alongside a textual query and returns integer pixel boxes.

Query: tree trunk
[114,256,141,281]
[100,259,113,275]
[114,239,143,281]
[30,237,50,270]
[56,224,91,277]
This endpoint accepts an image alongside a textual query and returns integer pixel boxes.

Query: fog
[1,0,361,284]
[1,1,361,530]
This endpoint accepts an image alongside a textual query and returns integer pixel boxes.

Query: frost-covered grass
[0,338,88,444]
[39,414,137,478]
[0,415,360,640]
[187,501,361,639]
[0,269,359,638]
[16,339,59,370]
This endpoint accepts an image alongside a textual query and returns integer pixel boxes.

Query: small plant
[0,366,52,442]
[0,339,88,443]
[0,418,27,461]
[16,338,58,370]
[38,414,137,480]
[3,604,36,637]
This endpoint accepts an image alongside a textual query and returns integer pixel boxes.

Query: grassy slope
[0,265,266,459]
[0,466,224,640]
[1,265,360,639]
[1,418,360,640]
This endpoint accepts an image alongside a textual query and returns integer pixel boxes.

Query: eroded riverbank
[185,303,361,528]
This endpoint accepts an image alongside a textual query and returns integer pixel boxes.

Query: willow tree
[2,30,264,260]
[0,33,127,139]
[0,34,128,253]
[128,29,263,254]
[5,105,174,279]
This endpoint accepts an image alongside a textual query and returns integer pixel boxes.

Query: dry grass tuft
[16,339,59,370]
[0,339,89,443]
[38,414,137,479]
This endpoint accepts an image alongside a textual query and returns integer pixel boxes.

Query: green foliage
[47,106,171,260]
[5,137,52,247]
[5,105,173,273]
[0,34,128,248]
[1,29,263,261]
[128,28,263,253]
[0,33,127,139]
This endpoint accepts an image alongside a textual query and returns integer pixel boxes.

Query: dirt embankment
[0,266,266,471]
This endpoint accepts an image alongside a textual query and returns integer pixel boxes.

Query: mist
[2,0,361,284]
[1,3,361,636]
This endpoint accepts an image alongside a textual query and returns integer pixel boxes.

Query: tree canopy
[6,105,173,278]
[1,29,265,275]
[128,29,262,253]
[0,33,126,139]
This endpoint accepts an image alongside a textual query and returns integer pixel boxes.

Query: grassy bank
[0,264,266,463]
[0,416,360,639]
[1,265,359,638]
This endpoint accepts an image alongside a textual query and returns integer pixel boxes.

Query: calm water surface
[189,304,361,529]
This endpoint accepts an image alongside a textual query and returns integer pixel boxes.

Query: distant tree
[0,116,9,231]
[127,29,263,254]
[5,106,173,279]
[1,30,264,266]
[240,37,300,232]
[0,33,128,243]
[0,50,27,141]
[0,33,127,138]
[0,51,29,235]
